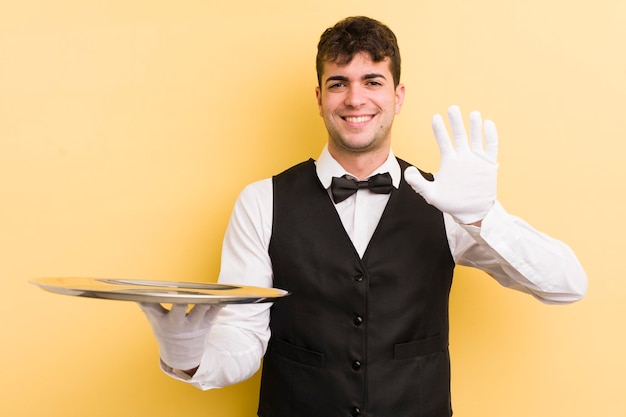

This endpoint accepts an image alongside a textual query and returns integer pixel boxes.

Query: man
[141,16,587,417]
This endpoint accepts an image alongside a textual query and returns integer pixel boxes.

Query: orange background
[1,1,623,416]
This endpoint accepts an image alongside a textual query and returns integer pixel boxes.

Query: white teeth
[345,116,371,123]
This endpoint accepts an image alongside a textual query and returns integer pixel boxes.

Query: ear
[394,83,405,114]
[315,86,323,115]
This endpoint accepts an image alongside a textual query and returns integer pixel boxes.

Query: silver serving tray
[31,277,289,304]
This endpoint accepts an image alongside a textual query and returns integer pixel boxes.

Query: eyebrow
[324,73,387,84]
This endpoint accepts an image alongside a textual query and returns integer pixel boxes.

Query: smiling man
[140,16,587,417]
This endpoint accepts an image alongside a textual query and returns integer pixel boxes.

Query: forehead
[321,52,392,83]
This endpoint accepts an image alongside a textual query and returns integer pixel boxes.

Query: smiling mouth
[343,115,373,123]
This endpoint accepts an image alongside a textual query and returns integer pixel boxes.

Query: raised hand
[404,105,498,225]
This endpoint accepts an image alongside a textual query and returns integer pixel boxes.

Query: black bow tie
[330,172,394,204]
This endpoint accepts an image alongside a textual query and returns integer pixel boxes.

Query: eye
[366,80,383,87]
[328,82,346,89]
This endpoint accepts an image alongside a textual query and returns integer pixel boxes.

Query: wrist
[161,359,199,380]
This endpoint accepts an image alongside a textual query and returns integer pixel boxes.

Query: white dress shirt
[173,146,587,390]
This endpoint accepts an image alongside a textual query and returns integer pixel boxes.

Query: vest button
[354,275,364,282]
[353,315,363,326]
[351,407,361,416]
[352,360,361,370]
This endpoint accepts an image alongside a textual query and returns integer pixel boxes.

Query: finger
[469,111,484,153]
[203,305,224,323]
[187,304,220,325]
[432,114,454,157]
[168,303,190,323]
[483,120,498,161]
[447,105,469,151]
[139,302,168,316]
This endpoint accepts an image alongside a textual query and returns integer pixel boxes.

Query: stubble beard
[327,123,391,156]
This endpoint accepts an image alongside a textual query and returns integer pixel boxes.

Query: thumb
[404,166,432,195]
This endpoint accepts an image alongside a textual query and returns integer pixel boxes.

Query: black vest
[259,159,455,417]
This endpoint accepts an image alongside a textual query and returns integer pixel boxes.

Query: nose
[344,85,367,108]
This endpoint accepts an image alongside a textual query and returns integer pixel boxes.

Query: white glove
[139,303,222,370]
[404,105,499,225]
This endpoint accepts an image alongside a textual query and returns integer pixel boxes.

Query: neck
[328,144,390,180]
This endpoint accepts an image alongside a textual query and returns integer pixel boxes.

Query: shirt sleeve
[166,179,274,390]
[446,200,588,304]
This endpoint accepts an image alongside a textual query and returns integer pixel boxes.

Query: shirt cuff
[160,359,194,381]
[459,200,510,242]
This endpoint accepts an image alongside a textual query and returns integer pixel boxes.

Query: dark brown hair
[316,16,401,87]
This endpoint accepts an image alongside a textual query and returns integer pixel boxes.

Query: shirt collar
[315,145,402,189]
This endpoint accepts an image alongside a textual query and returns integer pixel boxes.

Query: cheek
[319,99,337,118]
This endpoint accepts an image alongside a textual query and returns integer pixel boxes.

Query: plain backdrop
[1,1,623,416]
